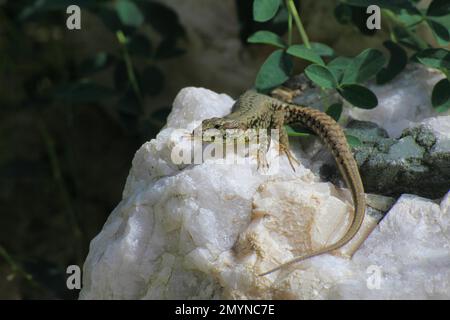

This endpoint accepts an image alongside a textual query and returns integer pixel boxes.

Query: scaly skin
[198,90,366,276]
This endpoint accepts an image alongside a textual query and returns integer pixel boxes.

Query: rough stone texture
[320,119,450,198]
[80,74,450,299]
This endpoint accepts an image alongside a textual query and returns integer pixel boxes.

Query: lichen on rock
[330,119,450,199]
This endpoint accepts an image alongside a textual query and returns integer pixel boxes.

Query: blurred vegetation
[1,0,186,135]
[249,0,450,113]
[246,0,450,141]
[0,0,186,299]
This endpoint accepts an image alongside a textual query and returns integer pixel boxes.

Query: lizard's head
[201,117,239,130]
[193,117,246,140]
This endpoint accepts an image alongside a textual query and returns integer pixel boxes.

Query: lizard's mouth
[191,127,250,142]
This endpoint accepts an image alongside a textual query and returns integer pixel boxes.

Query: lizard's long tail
[259,104,366,276]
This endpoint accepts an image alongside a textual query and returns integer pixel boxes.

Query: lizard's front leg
[273,112,299,171]
[256,128,270,170]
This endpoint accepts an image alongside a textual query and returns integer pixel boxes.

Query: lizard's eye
[214,124,221,129]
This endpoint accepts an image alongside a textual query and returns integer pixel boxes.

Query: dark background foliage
[0,0,189,299]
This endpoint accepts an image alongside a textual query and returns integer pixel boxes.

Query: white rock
[418,115,450,153]
[80,81,450,299]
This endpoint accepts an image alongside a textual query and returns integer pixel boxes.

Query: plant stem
[286,0,311,49]
[286,0,293,46]
[116,30,143,108]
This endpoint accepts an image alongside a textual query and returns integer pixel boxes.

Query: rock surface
[80,67,450,300]
[319,119,450,199]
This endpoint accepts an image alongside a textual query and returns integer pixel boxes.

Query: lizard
[195,89,366,276]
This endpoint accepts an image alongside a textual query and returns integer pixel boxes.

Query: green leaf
[253,0,282,22]
[327,57,352,82]
[342,49,386,84]
[115,0,144,27]
[392,26,424,51]
[247,30,286,48]
[141,66,165,96]
[395,8,424,26]
[287,45,325,65]
[415,48,450,71]
[304,64,337,89]
[431,78,450,112]
[376,41,408,84]
[345,134,362,148]
[255,49,292,92]
[427,0,450,17]
[272,4,289,25]
[427,19,450,44]
[285,125,311,137]
[432,14,450,30]
[326,103,343,122]
[310,43,334,57]
[338,84,378,109]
